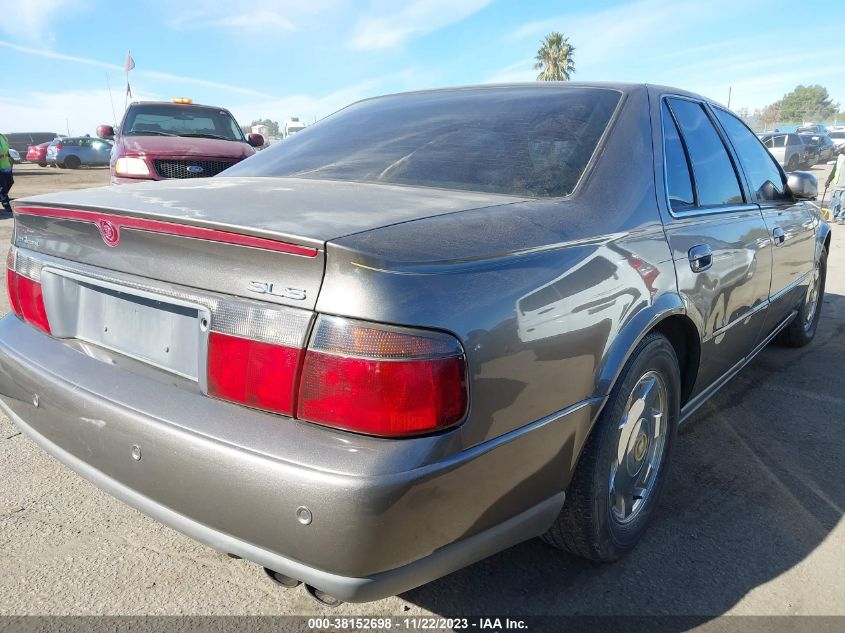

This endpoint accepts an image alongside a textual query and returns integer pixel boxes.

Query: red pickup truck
[97,99,264,184]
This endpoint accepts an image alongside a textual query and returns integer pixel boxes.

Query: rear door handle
[688,244,713,273]
[772,227,786,247]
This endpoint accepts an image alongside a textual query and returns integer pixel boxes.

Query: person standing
[826,152,845,224]
[0,133,13,213]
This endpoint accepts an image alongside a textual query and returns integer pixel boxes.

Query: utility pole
[727,85,732,109]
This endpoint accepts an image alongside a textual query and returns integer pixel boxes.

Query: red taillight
[297,316,467,437]
[6,266,51,333]
[207,332,302,416]
[54,144,63,151]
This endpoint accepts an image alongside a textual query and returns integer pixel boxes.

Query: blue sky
[1,0,843,135]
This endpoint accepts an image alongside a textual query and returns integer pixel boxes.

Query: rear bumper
[0,315,596,601]
[2,402,564,602]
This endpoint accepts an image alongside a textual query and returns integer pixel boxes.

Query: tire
[38,161,47,168]
[56,163,66,169]
[776,248,827,347]
[786,155,799,171]
[64,155,81,169]
[542,332,680,561]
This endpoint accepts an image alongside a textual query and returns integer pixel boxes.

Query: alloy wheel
[803,258,822,330]
[609,370,669,524]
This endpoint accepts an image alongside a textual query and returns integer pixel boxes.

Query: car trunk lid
[13,177,525,308]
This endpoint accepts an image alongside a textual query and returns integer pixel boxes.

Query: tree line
[747,85,843,130]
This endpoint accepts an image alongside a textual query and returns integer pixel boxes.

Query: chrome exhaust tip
[263,567,301,589]
[304,584,344,608]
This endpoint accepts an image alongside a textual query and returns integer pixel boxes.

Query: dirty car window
[224,87,621,197]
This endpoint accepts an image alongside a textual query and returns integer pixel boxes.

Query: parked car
[0,84,828,605]
[96,98,263,184]
[829,130,845,154]
[2,132,58,155]
[45,137,113,169]
[7,148,21,164]
[799,134,837,163]
[759,132,810,170]
[799,136,821,165]
[796,124,827,135]
[26,142,51,167]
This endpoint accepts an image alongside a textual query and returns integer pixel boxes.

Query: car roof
[348,82,717,109]
[57,136,111,142]
[127,101,234,111]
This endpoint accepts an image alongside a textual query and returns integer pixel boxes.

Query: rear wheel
[64,155,81,169]
[777,248,826,347]
[542,333,680,561]
[38,161,47,168]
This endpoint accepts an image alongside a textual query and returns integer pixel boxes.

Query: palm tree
[534,32,575,81]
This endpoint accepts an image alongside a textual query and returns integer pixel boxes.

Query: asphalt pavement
[0,163,843,621]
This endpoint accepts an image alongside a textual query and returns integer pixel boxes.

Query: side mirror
[247,133,265,148]
[787,171,818,200]
[97,124,116,140]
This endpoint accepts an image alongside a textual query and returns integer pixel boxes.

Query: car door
[763,134,786,167]
[657,96,773,396]
[711,109,817,333]
[90,140,110,165]
[78,138,96,164]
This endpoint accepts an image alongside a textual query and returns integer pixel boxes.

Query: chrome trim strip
[769,269,812,303]
[680,310,797,425]
[703,299,769,343]
[700,269,811,344]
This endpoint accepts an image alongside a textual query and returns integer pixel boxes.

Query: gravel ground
[0,163,843,621]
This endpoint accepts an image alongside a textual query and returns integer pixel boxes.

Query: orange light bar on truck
[171,97,193,104]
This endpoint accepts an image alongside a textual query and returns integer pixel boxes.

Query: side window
[667,98,744,207]
[714,108,787,202]
[661,101,695,211]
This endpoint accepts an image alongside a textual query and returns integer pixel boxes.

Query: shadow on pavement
[402,292,845,618]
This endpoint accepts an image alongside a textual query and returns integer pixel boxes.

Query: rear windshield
[122,104,244,142]
[224,87,621,197]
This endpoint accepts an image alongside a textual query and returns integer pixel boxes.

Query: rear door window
[666,97,744,208]
[661,101,695,211]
